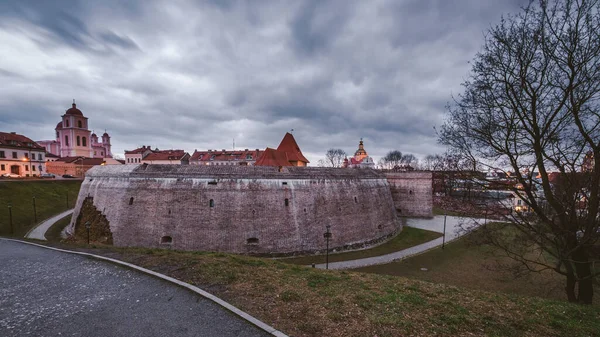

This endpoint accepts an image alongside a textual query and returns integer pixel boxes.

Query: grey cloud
[0,0,529,162]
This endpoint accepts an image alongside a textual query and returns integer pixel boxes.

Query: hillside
[0,180,81,236]
[61,244,600,337]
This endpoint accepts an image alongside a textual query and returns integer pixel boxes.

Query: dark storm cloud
[0,0,529,163]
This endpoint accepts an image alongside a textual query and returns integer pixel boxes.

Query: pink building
[37,101,112,159]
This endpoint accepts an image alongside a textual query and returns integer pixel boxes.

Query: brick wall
[69,165,402,255]
[384,171,433,217]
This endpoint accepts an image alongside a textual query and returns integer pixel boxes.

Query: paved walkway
[24,208,73,241]
[315,216,485,270]
[0,240,271,337]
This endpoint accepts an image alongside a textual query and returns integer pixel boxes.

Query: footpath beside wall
[384,171,433,217]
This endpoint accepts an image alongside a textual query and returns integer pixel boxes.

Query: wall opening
[208,181,217,185]
[409,190,413,195]
[129,197,134,205]
[282,182,288,185]
[168,209,171,215]
[160,236,173,244]
[304,208,307,212]
[284,198,289,206]
[209,199,214,207]
[354,196,358,203]
[246,237,259,245]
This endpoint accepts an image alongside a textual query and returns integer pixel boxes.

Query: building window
[209,199,214,207]
[0,151,4,158]
[12,152,17,159]
[129,197,134,205]
[246,238,259,245]
[65,136,69,146]
[78,120,82,128]
[101,151,104,156]
[32,166,36,171]
[25,166,28,171]
[38,154,42,160]
[0,164,4,171]
[285,198,289,206]
[82,137,87,146]
[56,131,59,138]
[24,153,28,159]
[77,136,81,146]
[65,119,69,127]
[354,196,358,203]
[160,236,173,244]
[94,151,97,156]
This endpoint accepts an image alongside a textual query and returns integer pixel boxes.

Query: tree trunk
[573,248,594,304]
[565,268,578,303]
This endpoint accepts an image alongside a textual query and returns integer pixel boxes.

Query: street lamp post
[8,203,13,235]
[32,196,37,223]
[85,221,91,245]
[442,212,447,250]
[323,225,332,269]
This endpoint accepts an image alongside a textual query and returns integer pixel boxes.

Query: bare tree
[379,150,403,169]
[401,154,418,167]
[440,0,600,304]
[323,148,346,168]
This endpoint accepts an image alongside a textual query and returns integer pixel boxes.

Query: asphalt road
[0,240,271,337]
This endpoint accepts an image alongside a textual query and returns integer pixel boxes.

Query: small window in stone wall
[247,237,259,245]
[282,182,288,185]
[209,199,215,207]
[161,236,173,244]
[129,197,134,205]
[409,190,413,195]
[285,198,289,206]
[208,181,218,185]
[354,196,358,203]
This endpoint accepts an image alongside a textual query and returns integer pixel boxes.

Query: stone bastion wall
[383,171,433,217]
[69,165,401,255]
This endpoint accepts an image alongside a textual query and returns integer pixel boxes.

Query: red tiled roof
[191,149,264,162]
[45,152,60,158]
[254,148,292,167]
[0,132,44,150]
[144,150,187,161]
[276,132,309,163]
[125,146,154,155]
[55,156,105,165]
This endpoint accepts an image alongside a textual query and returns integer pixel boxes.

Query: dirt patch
[73,197,112,245]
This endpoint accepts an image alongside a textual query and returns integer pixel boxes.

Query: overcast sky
[0,0,527,163]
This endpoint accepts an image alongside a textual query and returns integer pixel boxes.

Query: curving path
[314,216,485,270]
[24,209,74,241]
[0,240,272,337]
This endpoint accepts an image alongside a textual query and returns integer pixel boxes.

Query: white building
[0,132,46,177]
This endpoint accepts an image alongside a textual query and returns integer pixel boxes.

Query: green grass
[0,180,81,236]
[354,229,599,305]
[280,226,442,265]
[45,214,72,241]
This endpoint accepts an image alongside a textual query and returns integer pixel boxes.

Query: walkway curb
[1,238,289,337]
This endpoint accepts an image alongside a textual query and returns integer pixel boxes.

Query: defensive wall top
[85,164,387,180]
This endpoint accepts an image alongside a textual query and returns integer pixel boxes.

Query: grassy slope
[281,226,442,265]
[354,231,599,305]
[0,180,81,236]
[45,214,72,241]
[61,245,600,337]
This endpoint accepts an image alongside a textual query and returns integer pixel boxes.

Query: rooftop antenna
[233,138,235,150]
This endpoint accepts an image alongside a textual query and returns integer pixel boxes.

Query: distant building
[141,150,190,165]
[37,101,113,159]
[343,139,375,168]
[0,132,46,177]
[46,156,106,177]
[254,133,309,167]
[582,151,594,172]
[190,149,263,166]
[124,145,155,164]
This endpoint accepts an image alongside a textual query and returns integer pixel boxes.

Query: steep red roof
[254,148,292,167]
[0,132,44,150]
[276,132,309,163]
[144,150,187,161]
[191,149,263,162]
